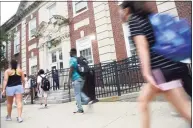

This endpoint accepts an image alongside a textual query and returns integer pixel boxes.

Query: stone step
[49,89,69,93]
[33,98,75,104]
[47,94,72,100]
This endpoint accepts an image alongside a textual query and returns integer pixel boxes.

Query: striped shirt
[128,14,187,73]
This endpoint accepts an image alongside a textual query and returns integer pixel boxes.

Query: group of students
[1,1,192,127]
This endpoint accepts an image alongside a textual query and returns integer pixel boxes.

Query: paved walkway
[1,102,190,128]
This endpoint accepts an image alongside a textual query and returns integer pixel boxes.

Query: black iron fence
[29,56,192,104]
[92,56,143,98]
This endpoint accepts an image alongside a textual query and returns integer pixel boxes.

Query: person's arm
[2,70,9,93]
[68,67,74,86]
[20,70,25,88]
[133,35,156,86]
[37,76,41,88]
[68,58,75,86]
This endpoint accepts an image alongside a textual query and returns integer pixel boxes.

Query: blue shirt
[69,57,81,81]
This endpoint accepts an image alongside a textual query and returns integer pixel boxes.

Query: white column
[93,2,117,63]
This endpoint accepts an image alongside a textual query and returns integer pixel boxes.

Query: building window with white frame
[52,52,57,63]
[80,48,93,64]
[122,23,136,57]
[74,0,88,14]
[31,65,37,75]
[14,31,20,54]
[28,18,36,40]
[59,50,63,60]
[48,3,56,19]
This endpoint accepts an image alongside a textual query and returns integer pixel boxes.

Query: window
[60,62,63,69]
[59,50,63,60]
[80,48,93,64]
[31,65,37,75]
[128,37,136,56]
[122,23,136,57]
[74,0,87,14]
[29,18,36,40]
[14,32,20,54]
[52,52,57,63]
[76,36,94,64]
[48,3,56,19]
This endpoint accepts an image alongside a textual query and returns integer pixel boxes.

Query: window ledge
[28,36,35,41]
[73,8,88,18]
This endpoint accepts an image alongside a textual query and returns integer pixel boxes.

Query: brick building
[0,1,192,82]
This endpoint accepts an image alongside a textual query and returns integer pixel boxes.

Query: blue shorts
[6,85,24,96]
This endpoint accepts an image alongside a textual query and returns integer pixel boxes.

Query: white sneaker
[5,115,12,121]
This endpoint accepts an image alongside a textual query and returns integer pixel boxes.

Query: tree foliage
[0,28,8,71]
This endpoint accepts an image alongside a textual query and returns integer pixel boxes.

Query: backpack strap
[39,75,46,79]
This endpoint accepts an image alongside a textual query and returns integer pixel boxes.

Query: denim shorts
[6,85,24,96]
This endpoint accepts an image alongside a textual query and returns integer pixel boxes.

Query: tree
[0,28,9,71]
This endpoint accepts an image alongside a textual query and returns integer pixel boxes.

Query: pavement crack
[102,115,123,128]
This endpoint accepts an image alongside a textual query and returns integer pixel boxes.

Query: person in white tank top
[23,74,31,104]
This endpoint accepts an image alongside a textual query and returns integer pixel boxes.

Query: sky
[1,1,20,25]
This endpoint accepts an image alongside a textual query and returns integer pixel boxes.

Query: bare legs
[138,84,191,128]
[6,96,14,117]
[164,87,191,123]
[15,94,23,118]
[138,84,160,128]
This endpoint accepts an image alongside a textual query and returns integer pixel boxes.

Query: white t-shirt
[25,77,31,89]
[37,74,46,87]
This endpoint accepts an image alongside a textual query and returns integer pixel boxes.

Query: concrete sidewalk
[1,102,190,128]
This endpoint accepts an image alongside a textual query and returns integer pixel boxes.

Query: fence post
[99,63,104,88]
[68,83,71,102]
[30,79,34,104]
[114,61,121,96]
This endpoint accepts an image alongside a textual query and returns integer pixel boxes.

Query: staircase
[25,89,75,105]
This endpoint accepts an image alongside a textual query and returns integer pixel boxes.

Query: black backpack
[77,56,90,77]
[40,75,51,91]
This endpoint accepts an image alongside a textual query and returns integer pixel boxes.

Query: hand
[143,73,157,87]
[2,89,6,96]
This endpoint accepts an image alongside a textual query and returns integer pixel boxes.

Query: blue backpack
[149,14,192,62]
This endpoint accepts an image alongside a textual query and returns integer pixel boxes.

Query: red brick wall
[108,1,127,61]
[175,1,192,25]
[108,1,158,61]
[26,10,39,75]
[67,1,100,64]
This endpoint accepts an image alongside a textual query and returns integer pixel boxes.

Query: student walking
[68,48,90,113]
[23,74,31,104]
[37,69,50,108]
[119,1,191,128]
[2,59,25,123]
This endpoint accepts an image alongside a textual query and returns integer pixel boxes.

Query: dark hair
[10,59,18,70]
[24,74,27,77]
[70,48,77,54]
[120,1,152,17]
[38,69,45,75]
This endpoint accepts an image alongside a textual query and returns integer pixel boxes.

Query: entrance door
[50,49,63,70]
